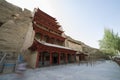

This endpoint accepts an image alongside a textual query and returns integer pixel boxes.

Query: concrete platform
[0,60,120,80]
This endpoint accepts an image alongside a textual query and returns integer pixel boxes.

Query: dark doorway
[53,56,58,64]
[52,53,58,65]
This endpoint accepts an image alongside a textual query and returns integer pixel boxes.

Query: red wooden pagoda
[31,8,76,67]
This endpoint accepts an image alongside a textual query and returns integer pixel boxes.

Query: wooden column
[58,53,61,64]
[50,53,52,65]
[35,52,40,68]
[42,53,44,65]
[49,37,52,44]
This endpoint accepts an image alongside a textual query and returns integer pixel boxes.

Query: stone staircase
[0,52,18,73]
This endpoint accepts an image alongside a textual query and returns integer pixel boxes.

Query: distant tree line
[99,28,120,56]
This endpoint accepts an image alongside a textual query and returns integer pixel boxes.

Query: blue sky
[7,0,120,49]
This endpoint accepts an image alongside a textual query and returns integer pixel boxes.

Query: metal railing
[0,53,7,64]
[0,53,18,73]
[0,53,7,73]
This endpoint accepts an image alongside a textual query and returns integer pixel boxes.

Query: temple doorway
[52,53,58,65]
[39,51,50,67]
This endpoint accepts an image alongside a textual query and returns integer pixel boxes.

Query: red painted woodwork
[36,8,56,22]
[50,53,52,65]
[36,52,40,68]
[34,19,63,34]
[34,8,63,34]
[31,8,77,67]
[34,24,65,41]
[31,39,76,55]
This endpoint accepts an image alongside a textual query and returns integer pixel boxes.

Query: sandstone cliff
[65,35,105,59]
[0,0,35,53]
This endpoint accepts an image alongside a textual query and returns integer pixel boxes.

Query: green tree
[99,28,120,56]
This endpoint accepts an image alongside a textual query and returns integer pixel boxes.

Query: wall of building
[25,50,38,68]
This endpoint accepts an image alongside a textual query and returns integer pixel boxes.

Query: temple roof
[36,39,74,51]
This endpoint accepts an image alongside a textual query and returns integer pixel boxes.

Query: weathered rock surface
[65,35,105,59]
[0,0,35,52]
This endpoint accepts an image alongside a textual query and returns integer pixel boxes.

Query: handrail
[0,53,7,64]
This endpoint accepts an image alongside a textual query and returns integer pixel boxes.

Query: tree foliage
[99,28,120,56]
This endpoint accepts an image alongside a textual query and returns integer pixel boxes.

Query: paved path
[0,60,120,80]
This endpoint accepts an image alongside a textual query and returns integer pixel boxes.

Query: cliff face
[65,35,83,51]
[0,0,35,52]
[65,35,104,59]
[65,35,91,52]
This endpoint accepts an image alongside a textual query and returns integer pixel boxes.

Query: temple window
[44,35,49,43]
[51,38,55,44]
[35,33,42,41]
